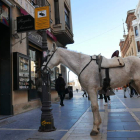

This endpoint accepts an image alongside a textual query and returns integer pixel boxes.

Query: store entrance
[0,23,12,115]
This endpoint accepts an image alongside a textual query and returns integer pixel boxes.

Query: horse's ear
[53,42,57,51]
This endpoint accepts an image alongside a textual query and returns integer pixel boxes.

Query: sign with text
[17,15,35,33]
[35,6,50,30]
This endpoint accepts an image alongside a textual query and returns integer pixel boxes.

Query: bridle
[46,49,57,68]
[37,49,57,73]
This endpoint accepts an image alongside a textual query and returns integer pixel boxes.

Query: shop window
[28,48,42,101]
[65,5,70,29]
[134,26,139,36]
[54,0,60,24]
[137,41,140,52]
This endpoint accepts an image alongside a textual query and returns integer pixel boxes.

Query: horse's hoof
[90,130,98,136]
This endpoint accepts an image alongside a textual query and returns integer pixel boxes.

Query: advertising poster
[0,1,9,26]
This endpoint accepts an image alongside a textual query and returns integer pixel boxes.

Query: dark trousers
[99,94,103,99]
[130,88,138,96]
[83,91,87,97]
[38,91,42,103]
[103,94,110,103]
[58,91,65,104]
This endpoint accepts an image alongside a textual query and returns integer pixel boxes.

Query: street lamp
[38,0,56,132]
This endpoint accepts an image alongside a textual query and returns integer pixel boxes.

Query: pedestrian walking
[55,74,66,106]
[76,89,78,93]
[123,85,127,98]
[82,89,87,97]
[35,73,42,103]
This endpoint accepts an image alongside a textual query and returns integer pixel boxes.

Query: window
[28,48,42,101]
[134,26,139,36]
[137,41,140,52]
[54,0,60,24]
[65,5,70,29]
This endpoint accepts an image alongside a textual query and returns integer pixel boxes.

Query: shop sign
[35,6,50,30]
[17,15,35,33]
[14,0,34,17]
[0,1,9,26]
[28,31,42,47]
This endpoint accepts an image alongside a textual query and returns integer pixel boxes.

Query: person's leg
[133,88,138,96]
[107,96,111,104]
[124,88,127,98]
[58,91,64,106]
[103,94,107,105]
[130,88,133,98]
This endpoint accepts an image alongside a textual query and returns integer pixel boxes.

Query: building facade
[0,0,74,115]
[132,0,140,58]
[119,10,136,57]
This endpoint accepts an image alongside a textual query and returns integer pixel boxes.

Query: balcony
[52,23,74,46]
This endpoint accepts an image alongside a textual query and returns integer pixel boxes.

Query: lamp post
[38,0,56,132]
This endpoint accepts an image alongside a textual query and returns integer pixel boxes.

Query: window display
[13,52,30,90]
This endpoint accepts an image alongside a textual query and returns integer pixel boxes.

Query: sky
[67,0,139,81]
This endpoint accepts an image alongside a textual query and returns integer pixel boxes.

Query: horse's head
[46,42,60,69]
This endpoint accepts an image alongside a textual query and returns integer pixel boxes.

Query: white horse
[46,45,140,135]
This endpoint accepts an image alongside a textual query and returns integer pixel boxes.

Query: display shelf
[13,52,31,90]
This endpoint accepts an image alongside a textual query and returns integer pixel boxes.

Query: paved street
[1,90,140,140]
[0,91,90,140]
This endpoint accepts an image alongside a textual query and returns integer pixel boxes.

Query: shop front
[0,1,12,115]
[28,31,42,101]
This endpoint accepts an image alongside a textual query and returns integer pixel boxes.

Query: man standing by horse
[55,74,66,106]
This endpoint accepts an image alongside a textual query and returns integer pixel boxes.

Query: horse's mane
[59,47,88,56]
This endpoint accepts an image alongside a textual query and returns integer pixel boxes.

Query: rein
[78,56,96,82]
[45,49,58,68]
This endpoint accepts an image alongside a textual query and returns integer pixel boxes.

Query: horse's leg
[88,88,101,136]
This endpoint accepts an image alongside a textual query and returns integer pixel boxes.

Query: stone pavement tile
[28,131,66,140]
[0,130,36,140]
[124,124,140,130]
[107,138,127,140]
[67,136,100,140]
[108,119,122,123]
[107,125,124,130]
[107,132,140,138]
[127,138,140,140]
[120,118,136,122]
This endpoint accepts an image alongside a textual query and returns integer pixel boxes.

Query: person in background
[111,50,119,58]
[123,85,127,98]
[55,74,66,106]
[76,89,78,93]
[129,82,138,98]
[82,89,87,97]
[35,73,42,103]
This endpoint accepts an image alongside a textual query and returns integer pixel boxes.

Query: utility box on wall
[13,52,31,90]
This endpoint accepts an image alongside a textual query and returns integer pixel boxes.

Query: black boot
[124,95,127,98]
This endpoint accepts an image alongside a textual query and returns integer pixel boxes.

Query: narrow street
[0,91,90,140]
[1,90,140,140]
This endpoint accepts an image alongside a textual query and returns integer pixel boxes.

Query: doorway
[0,22,12,115]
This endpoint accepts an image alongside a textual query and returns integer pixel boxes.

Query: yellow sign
[35,6,50,30]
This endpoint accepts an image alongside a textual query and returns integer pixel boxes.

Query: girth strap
[78,56,96,82]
